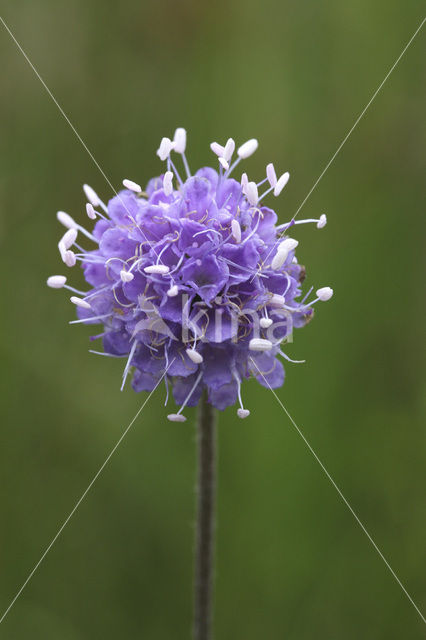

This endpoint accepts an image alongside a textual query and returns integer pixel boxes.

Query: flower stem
[193,390,217,640]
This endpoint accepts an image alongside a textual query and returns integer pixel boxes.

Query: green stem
[193,391,217,640]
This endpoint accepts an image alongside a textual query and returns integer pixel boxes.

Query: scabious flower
[47,129,332,421]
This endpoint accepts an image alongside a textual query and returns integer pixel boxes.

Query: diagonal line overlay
[250,357,426,625]
[0,363,173,625]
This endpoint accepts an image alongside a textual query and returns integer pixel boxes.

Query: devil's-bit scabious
[47,129,332,421]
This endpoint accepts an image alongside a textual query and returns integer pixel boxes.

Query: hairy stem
[193,391,217,640]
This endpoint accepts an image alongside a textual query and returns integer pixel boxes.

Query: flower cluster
[47,129,332,421]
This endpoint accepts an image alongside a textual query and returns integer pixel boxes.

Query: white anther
[167,285,179,297]
[64,250,77,267]
[47,275,67,288]
[120,270,134,283]
[123,178,142,193]
[83,184,101,207]
[241,172,249,193]
[249,338,273,351]
[218,157,229,170]
[274,172,290,196]
[237,138,258,159]
[186,348,204,364]
[237,408,250,419]
[70,295,91,309]
[144,264,170,275]
[278,237,299,253]
[157,137,175,161]
[86,203,97,219]
[58,241,66,260]
[271,238,299,270]
[61,228,78,249]
[223,138,235,162]
[163,171,174,196]
[260,317,273,329]
[167,413,187,422]
[246,181,258,206]
[210,142,225,157]
[270,294,285,307]
[317,214,327,229]
[57,211,77,229]
[266,163,277,187]
[316,287,333,301]
[271,248,289,271]
[231,219,241,243]
[173,127,187,154]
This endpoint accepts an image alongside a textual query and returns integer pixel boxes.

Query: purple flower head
[48,129,333,421]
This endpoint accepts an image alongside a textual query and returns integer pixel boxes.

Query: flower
[47,129,333,421]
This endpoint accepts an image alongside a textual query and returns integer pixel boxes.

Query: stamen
[260,317,273,328]
[168,157,184,186]
[173,128,187,154]
[241,172,249,193]
[269,294,285,307]
[274,172,290,196]
[293,214,327,229]
[266,163,277,187]
[303,286,334,309]
[64,250,77,267]
[278,350,306,364]
[57,211,96,241]
[223,138,235,162]
[47,275,67,288]
[186,348,203,364]
[58,241,66,260]
[65,284,89,295]
[237,138,258,159]
[163,171,174,196]
[167,285,179,297]
[120,269,134,283]
[271,238,298,270]
[61,228,78,249]
[237,408,250,419]
[246,181,258,206]
[167,414,187,422]
[83,184,101,207]
[157,137,175,161]
[218,157,229,170]
[144,265,170,275]
[231,219,241,243]
[56,211,77,229]
[232,367,250,418]
[316,287,333,301]
[70,296,91,309]
[278,351,306,364]
[210,142,225,157]
[123,179,142,193]
[89,350,128,358]
[69,313,110,325]
[120,340,138,391]
[86,203,97,220]
[167,370,203,422]
[249,338,273,351]
[300,286,313,304]
[317,214,327,229]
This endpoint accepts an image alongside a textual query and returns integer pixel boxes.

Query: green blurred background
[0,1,425,638]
